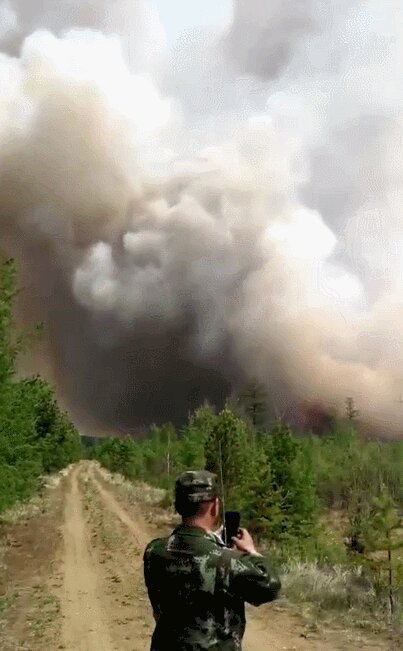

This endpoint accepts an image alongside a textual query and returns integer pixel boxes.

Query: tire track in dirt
[60,465,114,651]
[79,465,154,651]
[90,470,150,551]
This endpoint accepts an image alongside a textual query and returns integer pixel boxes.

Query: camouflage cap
[175,470,220,504]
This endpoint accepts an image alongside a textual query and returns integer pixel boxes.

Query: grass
[0,588,60,643]
[0,590,18,614]
[80,473,122,550]
[282,561,376,610]
[94,462,166,504]
[28,590,61,638]
[0,465,73,527]
[93,461,179,529]
[281,559,402,636]
[0,494,46,526]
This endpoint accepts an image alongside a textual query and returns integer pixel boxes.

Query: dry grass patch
[281,559,401,639]
[93,462,179,530]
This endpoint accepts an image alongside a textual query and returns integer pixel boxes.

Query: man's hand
[231,528,260,555]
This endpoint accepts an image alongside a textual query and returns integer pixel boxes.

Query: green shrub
[0,258,81,514]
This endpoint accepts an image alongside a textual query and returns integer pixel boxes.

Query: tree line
[0,258,81,513]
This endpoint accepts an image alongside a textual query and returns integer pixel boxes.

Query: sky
[151,0,232,42]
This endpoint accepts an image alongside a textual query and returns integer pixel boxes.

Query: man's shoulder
[143,535,169,558]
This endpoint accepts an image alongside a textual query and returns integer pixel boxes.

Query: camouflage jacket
[143,524,281,651]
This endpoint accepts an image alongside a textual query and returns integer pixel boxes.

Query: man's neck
[182,518,211,532]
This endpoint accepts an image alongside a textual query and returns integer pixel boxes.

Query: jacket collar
[172,523,225,546]
[173,523,208,536]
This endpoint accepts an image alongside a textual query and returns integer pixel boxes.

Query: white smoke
[0,0,166,71]
[0,0,403,436]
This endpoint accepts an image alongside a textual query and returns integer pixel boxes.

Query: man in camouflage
[143,470,281,650]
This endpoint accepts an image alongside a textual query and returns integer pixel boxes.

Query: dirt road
[60,466,114,651]
[0,462,395,650]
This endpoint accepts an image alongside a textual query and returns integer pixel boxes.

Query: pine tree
[265,419,318,545]
[235,379,268,429]
[177,412,211,471]
[204,407,250,509]
[370,488,401,617]
[345,397,359,421]
[0,258,19,385]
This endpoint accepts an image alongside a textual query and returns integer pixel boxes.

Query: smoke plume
[0,0,402,437]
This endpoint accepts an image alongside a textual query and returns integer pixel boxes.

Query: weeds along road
[0,462,393,651]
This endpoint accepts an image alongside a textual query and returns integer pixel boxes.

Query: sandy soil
[60,465,114,651]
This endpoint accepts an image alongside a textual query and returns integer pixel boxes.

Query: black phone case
[224,511,240,547]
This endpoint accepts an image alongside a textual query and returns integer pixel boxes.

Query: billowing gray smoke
[226,0,319,80]
[1,0,403,437]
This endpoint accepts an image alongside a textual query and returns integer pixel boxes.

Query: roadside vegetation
[0,257,81,514]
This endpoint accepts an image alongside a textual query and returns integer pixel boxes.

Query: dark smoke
[0,1,402,439]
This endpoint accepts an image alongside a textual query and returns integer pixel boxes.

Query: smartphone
[223,510,240,547]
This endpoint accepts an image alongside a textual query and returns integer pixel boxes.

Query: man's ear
[212,497,220,518]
